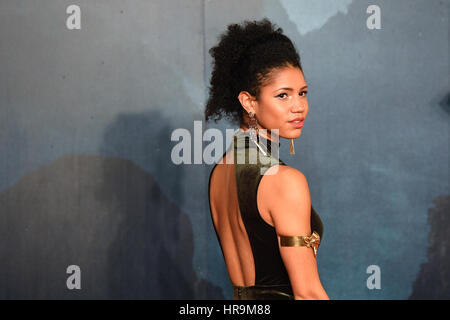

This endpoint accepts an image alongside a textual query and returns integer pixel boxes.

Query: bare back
[208,148,256,286]
[208,130,296,288]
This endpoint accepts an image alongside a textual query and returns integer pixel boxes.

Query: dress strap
[279,231,321,257]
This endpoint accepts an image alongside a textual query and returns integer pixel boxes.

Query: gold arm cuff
[279,231,321,257]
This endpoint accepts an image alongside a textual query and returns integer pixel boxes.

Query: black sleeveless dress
[208,129,324,300]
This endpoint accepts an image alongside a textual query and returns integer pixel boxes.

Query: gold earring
[290,138,295,155]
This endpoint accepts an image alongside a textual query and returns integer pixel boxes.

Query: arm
[262,165,329,300]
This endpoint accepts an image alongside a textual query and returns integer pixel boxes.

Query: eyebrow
[273,85,308,93]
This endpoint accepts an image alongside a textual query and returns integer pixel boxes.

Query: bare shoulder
[262,164,309,199]
[267,163,307,185]
[259,165,311,234]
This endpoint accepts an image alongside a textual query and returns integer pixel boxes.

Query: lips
[288,117,305,128]
[288,117,304,123]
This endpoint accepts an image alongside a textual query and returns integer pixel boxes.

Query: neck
[239,126,280,144]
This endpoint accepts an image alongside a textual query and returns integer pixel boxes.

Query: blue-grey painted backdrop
[0,0,448,299]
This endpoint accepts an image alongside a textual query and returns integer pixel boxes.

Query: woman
[205,18,329,300]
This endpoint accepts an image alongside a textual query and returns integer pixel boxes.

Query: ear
[238,91,258,114]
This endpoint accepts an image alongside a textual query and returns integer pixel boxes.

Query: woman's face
[253,65,309,140]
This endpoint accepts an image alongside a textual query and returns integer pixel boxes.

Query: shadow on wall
[409,194,450,299]
[0,110,224,299]
[439,91,450,115]
[409,92,450,299]
[99,110,224,299]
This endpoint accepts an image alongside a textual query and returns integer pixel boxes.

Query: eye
[276,92,288,99]
[299,91,308,97]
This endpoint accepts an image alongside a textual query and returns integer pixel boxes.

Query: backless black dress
[208,129,323,300]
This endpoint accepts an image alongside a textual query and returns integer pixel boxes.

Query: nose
[290,96,306,113]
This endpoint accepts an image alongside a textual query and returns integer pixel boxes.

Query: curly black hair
[204,18,302,125]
